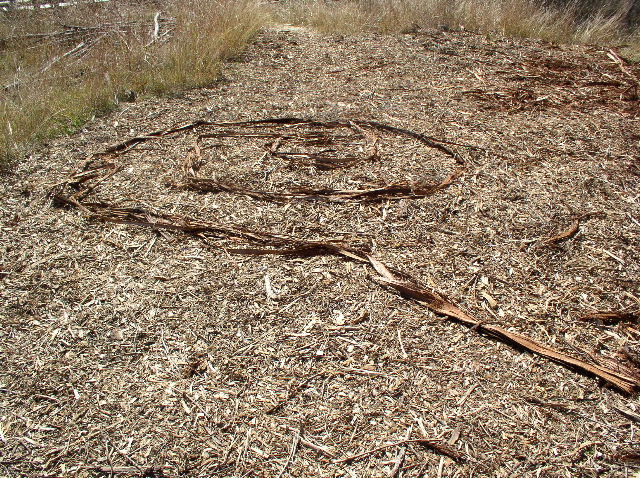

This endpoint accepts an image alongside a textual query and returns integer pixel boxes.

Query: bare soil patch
[1,26,640,477]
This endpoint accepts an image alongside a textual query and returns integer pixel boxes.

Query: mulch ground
[1,24,640,477]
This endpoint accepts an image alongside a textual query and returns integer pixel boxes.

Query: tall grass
[274,0,639,44]
[0,0,266,168]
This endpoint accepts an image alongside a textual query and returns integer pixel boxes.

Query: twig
[540,212,602,246]
[276,428,301,478]
[107,438,143,472]
[388,426,412,478]
[614,406,640,423]
[333,438,463,464]
[153,12,161,39]
[397,329,409,359]
[40,41,86,73]
[607,49,639,87]
[299,437,335,458]
[266,373,325,415]
[100,118,470,160]
[104,440,115,477]
[144,12,162,47]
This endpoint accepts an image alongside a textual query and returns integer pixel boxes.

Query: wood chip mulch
[1,25,640,477]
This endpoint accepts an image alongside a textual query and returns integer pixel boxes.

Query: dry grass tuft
[0,0,266,168]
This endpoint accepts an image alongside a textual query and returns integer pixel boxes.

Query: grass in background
[1,0,638,169]
[274,0,639,45]
[0,0,266,168]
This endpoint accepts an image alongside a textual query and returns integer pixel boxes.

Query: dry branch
[51,193,640,394]
[388,426,412,478]
[101,118,467,163]
[178,170,462,203]
[612,451,640,463]
[541,218,580,245]
[371,275,639,394]
[607,49,639,100]
[299,438,335,458]
[540,212,602,246]
[49,108,640,413]
[614,406,640,423]
[579,310,640,325]
[333,438,463,464]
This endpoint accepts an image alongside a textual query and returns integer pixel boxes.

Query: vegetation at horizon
[1,0,638,169]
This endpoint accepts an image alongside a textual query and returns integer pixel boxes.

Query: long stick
[333,438,462,464]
